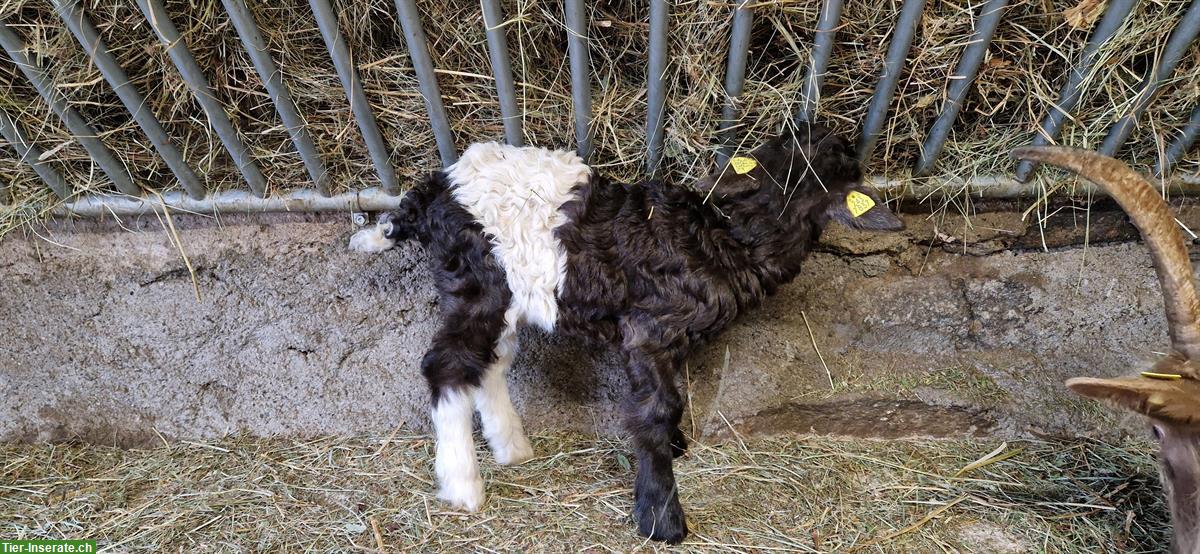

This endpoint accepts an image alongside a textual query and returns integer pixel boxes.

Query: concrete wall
[1,203,1190,446]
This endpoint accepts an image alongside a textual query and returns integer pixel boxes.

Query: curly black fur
[548,124,902,542]
[384,172,513,405]
[386,124,902,544]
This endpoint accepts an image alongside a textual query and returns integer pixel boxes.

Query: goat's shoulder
[449,142,590,200]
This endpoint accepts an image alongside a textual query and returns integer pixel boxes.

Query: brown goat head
[1012,146,1200,553]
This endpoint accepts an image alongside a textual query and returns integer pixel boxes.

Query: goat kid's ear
[824,187,904,232]
[696,155,763,197]
[1066,376,1200,426]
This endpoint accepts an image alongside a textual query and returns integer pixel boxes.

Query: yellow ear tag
[1141,371,1183,380]
[729,156,758,175]
[846,191,876,218]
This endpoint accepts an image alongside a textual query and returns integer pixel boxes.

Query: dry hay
[1,0,1198,236]
[0,432,1171,551]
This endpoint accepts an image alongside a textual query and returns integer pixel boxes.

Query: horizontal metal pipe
[867,173,1200,198]
[309,0,399,191]
[53,0,205,199]
[796,0,845,123]
[0,108,72,200]
[645,0,669,174]
[0,22,138,197]
[565,0,592,159]
[136,0,268,196]
[394,0,458,166]
[224,0,331,196]
[857,0,926,162]
[1099,0,1200,157]
[481,0,523,146]
[913,0,1009,177]
[1157,105,1200,177]
[1015,0,1138,182]
[56,187,404,217]
[717,2,754,165]
[47,171,1200,219]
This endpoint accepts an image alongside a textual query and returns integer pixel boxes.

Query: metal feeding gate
[1,0,1199,218]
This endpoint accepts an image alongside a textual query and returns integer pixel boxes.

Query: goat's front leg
[622,345,688,544]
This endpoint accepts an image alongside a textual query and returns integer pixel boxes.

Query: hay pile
[0,432,1171,550]
[1,0,1198,234]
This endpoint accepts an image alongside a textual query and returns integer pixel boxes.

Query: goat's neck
[684,193,817,303]
[1169,483,1200,553]
[1162,426,1200,553]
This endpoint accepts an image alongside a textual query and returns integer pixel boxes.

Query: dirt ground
[2,201,1193,550]
[4,201,1199,446]
[0,432,1169,552]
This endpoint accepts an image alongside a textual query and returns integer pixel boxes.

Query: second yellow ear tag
[1141,371,1183,380]
[729,156,758,175]
[846,191,875,218]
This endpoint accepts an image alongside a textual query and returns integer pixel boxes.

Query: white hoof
[348,223,395,253]
[492,435,534,466]
[437,476,485,512]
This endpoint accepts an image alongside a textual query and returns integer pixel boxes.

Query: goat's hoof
[670,428,689,459]
[437,477,485,512]
[633,492,688,544]
[493,436,534,465]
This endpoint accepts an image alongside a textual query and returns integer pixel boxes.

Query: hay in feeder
[0,0,1198,235]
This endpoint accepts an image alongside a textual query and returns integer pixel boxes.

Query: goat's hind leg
[423,309,505,512]
[429,382,482,511]
[474,308,533,465]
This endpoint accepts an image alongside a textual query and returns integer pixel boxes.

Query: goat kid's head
[697,123,904,233]
[1013,146,1200,553]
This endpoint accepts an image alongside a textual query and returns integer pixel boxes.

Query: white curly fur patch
[446,142,591,331]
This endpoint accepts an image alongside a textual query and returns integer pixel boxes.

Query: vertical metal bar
[645,0,669,174]
[394,0,458,166]
[564,0,592,159]
[0,109,72,199]
[1157,105,1200,178]
[717,2,754,165]
[857,0,926,162]
[1099,0,1200,158]
[223,0,331,195]
[53,0,205,199]
[796,0,845,123]
[913,0,1009,177]
[309,0,399,191]
[0,22,139,196]
[481,0,522,146]
[1015,0,1138,182]
[135,0,268,196]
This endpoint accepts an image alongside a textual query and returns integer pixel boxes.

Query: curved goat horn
[1012,146,1200,361]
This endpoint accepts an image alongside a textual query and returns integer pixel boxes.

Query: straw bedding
[0,4,1187,549]
[0,0,1198,234]
[0,433,1172,551]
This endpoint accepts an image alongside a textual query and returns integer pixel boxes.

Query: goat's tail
[1011,146,1200,365]
[349,172,444,253]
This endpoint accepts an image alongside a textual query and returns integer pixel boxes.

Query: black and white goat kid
[349,124,904,543]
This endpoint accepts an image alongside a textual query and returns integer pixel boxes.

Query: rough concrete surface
[1,201,1196,446]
